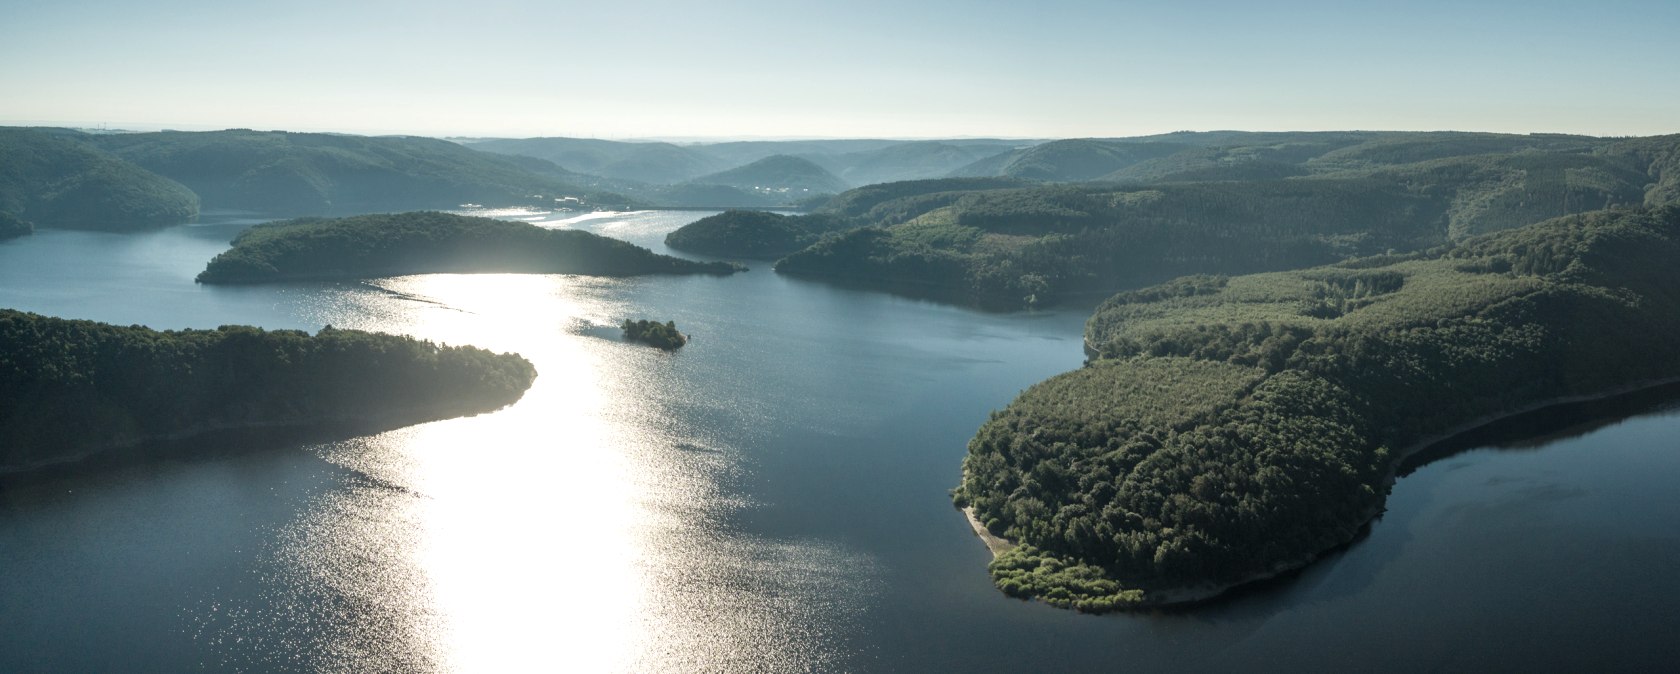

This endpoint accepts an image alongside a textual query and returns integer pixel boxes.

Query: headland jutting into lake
[197,211,742,284]
[954,206,1680,611]
[0,310,536,473]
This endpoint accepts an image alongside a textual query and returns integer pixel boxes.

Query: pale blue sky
[2,0,1676,138]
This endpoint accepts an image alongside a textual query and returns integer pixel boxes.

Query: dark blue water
[1,211,1677,672]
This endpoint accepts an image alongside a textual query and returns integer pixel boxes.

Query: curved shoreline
[0,401,515,477]
[961,374,1680,609]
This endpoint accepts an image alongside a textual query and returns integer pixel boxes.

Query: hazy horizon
[0,121,1672,144]
[4,0,1678,139]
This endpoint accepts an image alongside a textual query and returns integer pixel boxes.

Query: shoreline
[961,506,1015,557]
[0,401,514,477]
[960,374,1680,609]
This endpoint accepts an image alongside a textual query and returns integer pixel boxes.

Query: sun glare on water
[216,211,877,672]
[285,273,661,671]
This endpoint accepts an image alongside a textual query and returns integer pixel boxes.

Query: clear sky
[2,0,1676,139]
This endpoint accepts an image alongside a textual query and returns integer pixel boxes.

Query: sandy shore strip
[962,506,1015,558]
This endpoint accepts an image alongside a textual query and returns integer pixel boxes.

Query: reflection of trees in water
[1399,381,1680,477]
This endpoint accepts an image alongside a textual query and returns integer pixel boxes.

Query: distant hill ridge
[654,131,1680,308]
[0,127,199,236]
[87,129,633,215]
[686,154,849,194]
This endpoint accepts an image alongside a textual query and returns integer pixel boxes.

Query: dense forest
[198,211,742,283]
[742,134,1680,308]
[621,319,687,350]
[0,309,536,470]
[85,129,635,215]
[954,206,1680,610]
[0,210,30,240]
[663,210,850,259]
[0,128,199,234]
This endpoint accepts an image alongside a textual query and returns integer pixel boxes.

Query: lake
[2,210,1677,672]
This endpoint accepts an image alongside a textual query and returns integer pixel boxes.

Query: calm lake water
[1,210,1677,672]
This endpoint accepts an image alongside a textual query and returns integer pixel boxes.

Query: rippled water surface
[2,211,1677,672]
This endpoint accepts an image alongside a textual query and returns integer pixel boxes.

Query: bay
[1,210,1676,672]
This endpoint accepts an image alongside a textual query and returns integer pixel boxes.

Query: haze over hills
[84,129,635,216]
[686,154,850,195]
[463,135,1036,205]
[464,137,726,184]
[663,130,1680,308]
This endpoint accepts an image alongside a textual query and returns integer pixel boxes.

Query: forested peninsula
[954,206,1680,611]
[197,211,742,284]
[0,310,536,472]
[664,209,849,259]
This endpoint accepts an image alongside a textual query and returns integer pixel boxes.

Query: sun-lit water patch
[267,265,889,670]
[234,267,835,670]
[627,536,882,672]
[178,438,447,673]
[291,272,654,670]
[446,206,551,220]
[545,210,647,228]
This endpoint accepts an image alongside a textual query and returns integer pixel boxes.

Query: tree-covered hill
[958,131,1615,186]
[1601,134,1680,207]
[0,128,199,234]
[664,210,850,259]
[949,139,1190,182]
[465,137,726,184]
[773,178,1458,308]
[813,177,1040,220]
[762,135,1680,309]
[197,211,742,283]
[956,206,1680,611]
[1304,131,1603,170]
[633,182,795,209]
[830,141,1014,186]
[86,130,632,216]
[686,154,850,195]
[657,177,1038,263]
[0,310,536,471]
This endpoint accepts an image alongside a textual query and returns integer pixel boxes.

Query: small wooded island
[954,206,1680,611]
[197,211,743,284]
[621,319,687,350]
[0,309,536,472]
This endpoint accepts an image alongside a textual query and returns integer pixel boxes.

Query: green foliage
[989,546,1145,612]
[950,139,1190,181]
[663,210,849,259]
[959,206,1680,609]
[686,154,850,194]
[816,177,1037,220]
[775,178,1450,309]
[0,128,199,231]
[621,319,687,350]
[197,211,742,284]
[770,133,1680,309]
[1599,134,1680,208]
[0,209,30,240]
[86,129,633,215]
[0,310,537,468]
